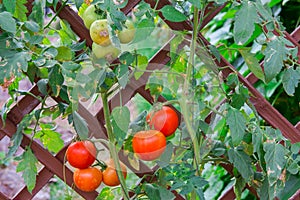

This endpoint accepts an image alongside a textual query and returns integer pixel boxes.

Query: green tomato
[92,42,120,62]
[82,5,106,29]
[117,20,135,44]
[90,19,111,46]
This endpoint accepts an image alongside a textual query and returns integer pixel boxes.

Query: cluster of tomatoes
[81,4,135,61]
[66,106,178,192]
[66,141,127,192]
[132,106,179,161]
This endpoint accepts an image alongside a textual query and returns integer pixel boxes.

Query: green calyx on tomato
[66,140,97,169]
[73,167,102,192]
[147,106,179,137]
[132,130,166,161]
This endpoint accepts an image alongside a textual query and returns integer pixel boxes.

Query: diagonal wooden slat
[0,190,10,200]
[0,118,99,199]
[12,145,69,199]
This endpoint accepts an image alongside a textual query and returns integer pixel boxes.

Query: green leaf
[144,184,161,200]
[111,106,130,146]
[116,64,129,89]
[157,142,174,168]
[234,176,245,200]
[263,37,289,82]
[263,142,287,185]
[238,48,265,82]
[133,1,151,17]
[28,0,44,27]
[48,65,64,96]
[208,45,221,63]
[0,12,17,33]
[144,184,175,200]
[133,55,148,80]
[259,178,275,200]
[226,107,246,146]
[228,148,254,182]
[277,174,300,200]
[16,147,38,193]
[14,0,28,21]
[160,5,187,22]
[34,129,64,153]
[111,106,130,132]
[146,75,164,97]
[55,46,74,62]
[128,110,147,133]
[96,187,115,200]
[37,79,49,95]
[3,0,16,13]
[233,1,258,45]
[24,21,40,33]
[252,126,263,161]
[291,142,300,154]
[3,114,33,164]
[0,52,31,84]
[73,111,89,140]
[282,68,300,96]
[287,161,299,175]
[230,86,249,109]
[187,0,201,8]
[189,176,207,200]
[73,0,84,10]
[132,18,155,43]
[59,20,77,42]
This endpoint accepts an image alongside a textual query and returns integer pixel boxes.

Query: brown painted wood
[12,145,69,200]
[0,191,10,200]
[0,118,98,199]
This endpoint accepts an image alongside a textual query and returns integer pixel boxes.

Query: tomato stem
[101,93,130,200]
[180,6,202,174]
[94,158,107,170]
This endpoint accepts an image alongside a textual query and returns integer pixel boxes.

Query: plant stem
[101,93,130,200]
[180,6,202,173]
[44,0,68,30]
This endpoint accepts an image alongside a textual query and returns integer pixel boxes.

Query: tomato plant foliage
[0,0,299,199]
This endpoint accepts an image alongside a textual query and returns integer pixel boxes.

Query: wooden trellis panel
[0,0,299,199]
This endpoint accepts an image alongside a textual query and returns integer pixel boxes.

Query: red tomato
[73,167,102,192]
[132,130,166,161]
[66,141,97,169]
[147,106,179,137]
[102,158,127,186]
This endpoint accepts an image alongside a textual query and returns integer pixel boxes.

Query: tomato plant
[66,141,97,169]
[132,130,167,161]
[102,158,127,187]
[147,106,179,137]
[1,0,300,200]
[73,167,103,192]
